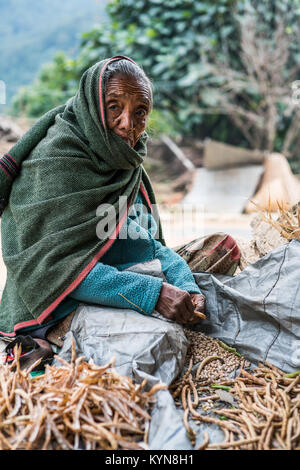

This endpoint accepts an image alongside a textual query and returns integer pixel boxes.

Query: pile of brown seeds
[169,329,300,450]
[0,342,166,450]
[170,329,246,401]
[184,329,245,381]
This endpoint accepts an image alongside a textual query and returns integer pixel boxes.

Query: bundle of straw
[249,200,300,241]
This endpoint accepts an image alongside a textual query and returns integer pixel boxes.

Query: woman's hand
[155,283,205,325]
[186,293,206,325]
[190,293,206,314]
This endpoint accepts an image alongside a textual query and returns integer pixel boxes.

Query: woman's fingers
[180,293,195,323]
[175,292,206,325]
[190,293,206,313]
[155,283,205,325]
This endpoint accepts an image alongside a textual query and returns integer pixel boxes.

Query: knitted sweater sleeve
[153,239,202,294]
[69,261,163,316]
[133,192,202,294]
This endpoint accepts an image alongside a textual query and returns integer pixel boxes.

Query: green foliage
[11,53,79,117]
[12,0,240,128]
[10,0,300,170]
[147,109,180,139]
[77,0,241,137]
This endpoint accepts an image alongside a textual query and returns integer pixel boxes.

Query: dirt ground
[161,209,253,248]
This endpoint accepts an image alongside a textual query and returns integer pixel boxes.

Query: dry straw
[249,198,300,241]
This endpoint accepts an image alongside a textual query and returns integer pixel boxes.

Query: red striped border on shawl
[139,182,153,214]
[0,56,153,337]
[0,153,20,179]
[6,153,19,168]
[4,153,19,172]
[0,160,13,179]
[0,183,153,336]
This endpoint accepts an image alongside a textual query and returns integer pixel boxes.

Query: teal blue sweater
[24,191,201,333]
[68,191,201,313]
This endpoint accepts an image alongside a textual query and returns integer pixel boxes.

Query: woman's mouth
[119,135,133,147]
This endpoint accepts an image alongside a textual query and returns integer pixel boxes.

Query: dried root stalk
[0,343,164,450]
[170,329,300,450]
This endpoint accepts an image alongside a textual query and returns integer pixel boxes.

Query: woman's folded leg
[173,232,241,276]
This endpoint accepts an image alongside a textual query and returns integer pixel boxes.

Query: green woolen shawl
[0,56,165,336]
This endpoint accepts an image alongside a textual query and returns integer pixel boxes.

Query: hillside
[0,0,108,107]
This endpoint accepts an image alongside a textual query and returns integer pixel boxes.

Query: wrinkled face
[105,74,152,148]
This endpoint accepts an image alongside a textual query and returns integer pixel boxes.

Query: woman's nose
[118,110,133,131]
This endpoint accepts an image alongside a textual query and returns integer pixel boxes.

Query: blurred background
[1,0,300,257]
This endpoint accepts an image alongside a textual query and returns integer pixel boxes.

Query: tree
[12,0,240,136]
[11,53,78,117]
[75,0,241,138]
[188,0,300,169]
[11,0,300,170]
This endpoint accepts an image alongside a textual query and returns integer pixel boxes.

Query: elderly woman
[0,56,240,365]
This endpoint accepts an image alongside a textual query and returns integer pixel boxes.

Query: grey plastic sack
[194,239,300,373]
[55,239,300,449]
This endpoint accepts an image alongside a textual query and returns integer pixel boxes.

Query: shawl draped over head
[0,55,165,335]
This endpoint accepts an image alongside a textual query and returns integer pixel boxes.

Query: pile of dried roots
[170,330,300,450]
[0,343,166,450]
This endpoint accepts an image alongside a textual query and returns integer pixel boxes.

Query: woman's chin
[122,137,134,147]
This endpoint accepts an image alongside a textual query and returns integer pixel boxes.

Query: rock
[0,115,23,142]
[250,213,287,257]
[235,213,288,274]
[245,153,300,213]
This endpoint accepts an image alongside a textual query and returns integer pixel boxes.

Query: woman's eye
[136,109,147,118]
[109,104,119,111]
